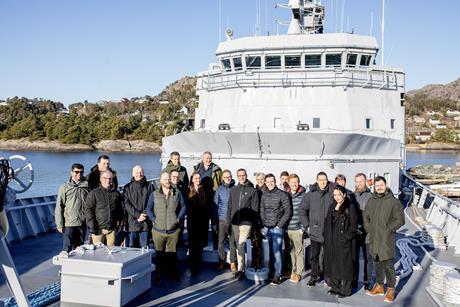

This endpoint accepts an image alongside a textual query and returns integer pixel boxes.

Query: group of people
[54,151,405,303]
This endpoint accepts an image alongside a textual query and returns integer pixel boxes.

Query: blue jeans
[128,231,149,248]
[266,227,284,277]
[63,226,86,252]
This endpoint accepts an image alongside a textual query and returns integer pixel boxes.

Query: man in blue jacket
[214,170,237,271]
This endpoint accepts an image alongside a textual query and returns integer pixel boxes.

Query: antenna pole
[219,0,222,42]
[370,11,374,35]
[381,0,385,66]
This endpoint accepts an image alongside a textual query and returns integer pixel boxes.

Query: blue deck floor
[0,208,457,306]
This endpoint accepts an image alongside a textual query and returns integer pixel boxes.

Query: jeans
[128,231,149,248]
[62,226,86,252]
[266,227,284,277]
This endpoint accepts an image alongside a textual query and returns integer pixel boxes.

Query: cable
[443,270,460,305]
[429,261,457,295]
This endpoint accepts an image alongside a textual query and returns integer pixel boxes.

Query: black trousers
[354,235,374,284]
[218,221,236,262]
[62,226,86,252]
[375,256,396,288]
[310,240,323,278]
[330,278,352,296]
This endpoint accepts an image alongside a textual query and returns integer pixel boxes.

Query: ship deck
[0,207,459,307]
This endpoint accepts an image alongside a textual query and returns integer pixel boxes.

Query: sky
[1,0,460,106]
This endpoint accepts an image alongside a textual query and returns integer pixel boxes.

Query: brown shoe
[384,288,396,303]
[290,273,301,283]
[366,283,385,296]
[217,260,225,270]
[230,262,237,272]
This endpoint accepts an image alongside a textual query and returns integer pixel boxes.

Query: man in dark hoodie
[123,165,155,248]
[55,163,89,252]
[87,155,118,190]
[227,168,259,280]
[162,151,189,188]
[364,176,404,303]
[299,171,334,286]
[194,151,222,249]
[214,169,237,271]
[260,173,292,286]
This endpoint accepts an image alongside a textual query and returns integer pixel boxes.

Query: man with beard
[353,173,374,291]
[123,165,155,248]
[147,172,186,282]
[299,171,334,287]
[364,176,404,303]
[227,169,259,280]
[194,151,222,249]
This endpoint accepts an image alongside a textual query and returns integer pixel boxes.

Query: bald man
[123,165,155,248]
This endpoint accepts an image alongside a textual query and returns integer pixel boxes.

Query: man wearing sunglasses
[55,163,89,252]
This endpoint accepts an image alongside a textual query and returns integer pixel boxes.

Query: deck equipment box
[53,246,154,306]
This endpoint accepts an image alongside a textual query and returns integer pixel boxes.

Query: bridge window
[274,117,282,128]
[346,54,358,67]
[360,54,372,66]
[365,118,372,129]
[285,55,301,68]
[265,55,281,69]
[313,117,320,128]
[221,59,231,72]
[390,119,396,130]
[200,119,206,129]
[305,54,321,68]
[246,56,261,69]
[233,57,243,70]
[325,54,342,67]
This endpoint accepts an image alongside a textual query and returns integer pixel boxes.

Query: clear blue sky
[1,0,459,106]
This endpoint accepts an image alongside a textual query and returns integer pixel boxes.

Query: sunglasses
[73,170,84,174]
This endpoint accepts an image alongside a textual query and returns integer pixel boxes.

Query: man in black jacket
[299,171,334,286]
[85,170,123,246]
[260,173,292,285]
[87,155,118,190]
[227,168,259,280]
[123,165,155,248]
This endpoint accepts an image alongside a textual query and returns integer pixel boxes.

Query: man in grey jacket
[299,171,334,286]
[55,163,89,252]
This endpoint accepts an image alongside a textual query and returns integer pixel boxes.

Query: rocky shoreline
[0,139,161,153]
[406,143,460,151]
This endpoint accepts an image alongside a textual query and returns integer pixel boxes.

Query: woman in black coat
[186,171,207,275]
[324,185,358,297]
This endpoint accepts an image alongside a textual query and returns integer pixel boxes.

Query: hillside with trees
[0,77,197,147]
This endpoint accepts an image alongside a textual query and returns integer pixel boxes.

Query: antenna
[381,0,385,66]
[370,11,374,36]
[218,0,222,42]
[340,0,346,32]
[255,0,261,36]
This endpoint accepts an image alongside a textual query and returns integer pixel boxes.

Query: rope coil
[444,270,460,306]
[429,261,457,294]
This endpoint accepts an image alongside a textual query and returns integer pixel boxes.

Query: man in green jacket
[146,172,186,282]
[55,163,89,252]
[364,176,404,303]
[162,151,189,188]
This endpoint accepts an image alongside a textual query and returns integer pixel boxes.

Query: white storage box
[53,246,154,306]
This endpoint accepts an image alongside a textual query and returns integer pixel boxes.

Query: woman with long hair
[186,171,207,275]
[324,185,358,297]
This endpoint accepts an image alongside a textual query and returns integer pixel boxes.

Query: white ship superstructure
[162,0,405,192]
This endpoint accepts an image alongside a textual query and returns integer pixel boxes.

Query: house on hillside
[429,119,440,126]
[446,110,460,117]
[178,106,188,114]
[412,116,426,124]
[415,130,432,143]
[159,100,169,105]
[427,111,439,117]
[436,123,447,129]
